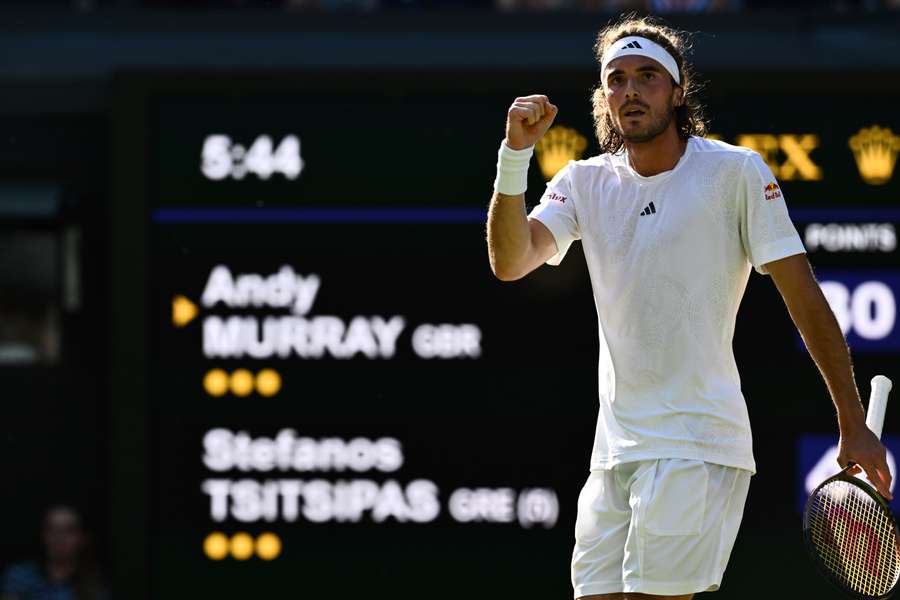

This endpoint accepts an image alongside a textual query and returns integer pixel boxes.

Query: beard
[612,105,674,144]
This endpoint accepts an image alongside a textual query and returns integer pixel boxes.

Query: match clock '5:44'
[201,134,305,181]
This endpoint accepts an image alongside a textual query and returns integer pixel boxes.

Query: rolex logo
[535,125,588,180]
[848,125,900,185]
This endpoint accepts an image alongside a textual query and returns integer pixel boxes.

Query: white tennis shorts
[572,459,752,598]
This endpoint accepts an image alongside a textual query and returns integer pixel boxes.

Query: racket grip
[866,375,893,440]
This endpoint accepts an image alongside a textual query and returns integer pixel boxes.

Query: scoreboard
[110,71,900,600]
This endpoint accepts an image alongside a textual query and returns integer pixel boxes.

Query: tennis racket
[804,375,898,599]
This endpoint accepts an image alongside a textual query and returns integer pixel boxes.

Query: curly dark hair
[591,14,708,155]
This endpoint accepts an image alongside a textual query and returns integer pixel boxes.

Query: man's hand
[505,94,558,150]
[838,425,893,499]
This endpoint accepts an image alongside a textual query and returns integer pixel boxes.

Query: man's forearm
[486,191,531,280]
[786,278,866,433]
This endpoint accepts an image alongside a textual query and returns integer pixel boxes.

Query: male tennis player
[486,16,893,600]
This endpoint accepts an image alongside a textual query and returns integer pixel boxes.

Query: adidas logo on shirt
[624,41,643,49]
[639,202,656,216]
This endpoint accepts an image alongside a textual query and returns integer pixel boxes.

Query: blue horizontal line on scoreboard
[152,206,900,225]
[790,208,900,222]
[152,207,488,224]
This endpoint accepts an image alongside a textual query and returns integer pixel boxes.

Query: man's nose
[624,76,640,98]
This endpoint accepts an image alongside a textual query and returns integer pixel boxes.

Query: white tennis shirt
[529,136,806,474]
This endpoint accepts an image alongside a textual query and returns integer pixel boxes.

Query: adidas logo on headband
[623,41,643,49]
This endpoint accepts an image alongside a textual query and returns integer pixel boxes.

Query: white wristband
[493,141,534,196]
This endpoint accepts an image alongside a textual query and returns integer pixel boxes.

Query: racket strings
[808,480,900,596]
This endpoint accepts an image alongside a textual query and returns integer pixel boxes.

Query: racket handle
[866,375,893,440]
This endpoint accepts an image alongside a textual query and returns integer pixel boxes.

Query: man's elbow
[494,268,525,282]
[490,260,527,282]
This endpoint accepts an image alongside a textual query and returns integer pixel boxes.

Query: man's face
[43,507,84,562]
[603,54,682,144]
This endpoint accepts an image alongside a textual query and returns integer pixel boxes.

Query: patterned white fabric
[529,136,805,473]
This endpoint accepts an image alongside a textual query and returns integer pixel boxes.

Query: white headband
[600,36,681,85]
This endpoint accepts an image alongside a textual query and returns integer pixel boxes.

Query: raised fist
[505,94,558,151]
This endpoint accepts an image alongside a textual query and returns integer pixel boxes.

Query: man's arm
[766,253,893,498]
[487,196,557,281]
[486,94,559,281]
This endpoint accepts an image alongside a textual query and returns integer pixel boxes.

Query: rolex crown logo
[848,125,900,185]
[535,126,588,180]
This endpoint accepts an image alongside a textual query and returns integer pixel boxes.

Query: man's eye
[643,72,655,80]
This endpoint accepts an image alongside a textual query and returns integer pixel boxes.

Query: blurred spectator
[648,0,740,11]
[137,0,896,9]
[574,0,644,10]
[0,504,107,600]
[285,0,376,10]
[496,0,575,9]
[141,0,285,7]
[498,0,740,11]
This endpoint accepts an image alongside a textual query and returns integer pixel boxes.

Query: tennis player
[486,15,893,600]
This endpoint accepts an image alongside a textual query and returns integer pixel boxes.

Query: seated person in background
[0,503,107,600]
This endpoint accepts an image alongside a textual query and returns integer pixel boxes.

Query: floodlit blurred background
[0,1,898,599]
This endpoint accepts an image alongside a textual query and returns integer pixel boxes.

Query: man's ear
[674,86,684,107]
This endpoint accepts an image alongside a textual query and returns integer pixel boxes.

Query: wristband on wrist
[493,141,534,196]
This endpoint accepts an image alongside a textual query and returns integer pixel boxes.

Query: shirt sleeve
[738,152,806,274]
[527,161,581,266]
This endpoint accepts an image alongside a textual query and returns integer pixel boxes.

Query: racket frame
[803,464,900,600]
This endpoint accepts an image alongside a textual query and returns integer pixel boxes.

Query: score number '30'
[820,280,896,341]
[201,135,304,181]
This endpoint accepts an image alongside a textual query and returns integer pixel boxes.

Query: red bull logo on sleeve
[764,181,782,201]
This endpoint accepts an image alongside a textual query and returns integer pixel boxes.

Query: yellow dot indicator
[230,532,254,560]
[255,532,282,560]
[230,369,254,397]
[203,532,229,560]
[204,369,229,397]
[256,369,282,397]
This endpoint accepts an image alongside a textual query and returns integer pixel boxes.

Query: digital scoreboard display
[110,71,900,600]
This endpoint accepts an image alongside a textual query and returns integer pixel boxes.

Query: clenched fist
[505,94,558,151]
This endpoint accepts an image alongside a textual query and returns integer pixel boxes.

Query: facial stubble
[612,94,676,144]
